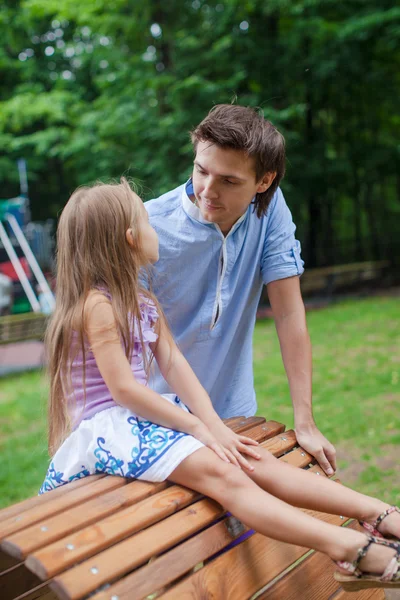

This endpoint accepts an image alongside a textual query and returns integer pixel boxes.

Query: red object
[0,258,31,280]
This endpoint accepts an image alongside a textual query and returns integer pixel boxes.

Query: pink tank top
[68,295,159,429]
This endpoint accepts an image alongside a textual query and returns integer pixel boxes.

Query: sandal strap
[337,535,376,575]
[381,554,400,582]
[360,506,400,537]
[375,506,400,529]
[336,535,400,579]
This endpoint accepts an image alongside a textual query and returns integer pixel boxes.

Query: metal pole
[5,214,55,311]
[0,221,41,312]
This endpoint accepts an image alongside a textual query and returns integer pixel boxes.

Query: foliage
[1,0,400,264]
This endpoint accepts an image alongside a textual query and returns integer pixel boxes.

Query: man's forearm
[274,310,314,428]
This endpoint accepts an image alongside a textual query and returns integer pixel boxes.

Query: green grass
[0,296,399,509]
[254,295,400,505]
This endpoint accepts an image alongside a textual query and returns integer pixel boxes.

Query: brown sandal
[334,535,400,591]
[359,506,400,541]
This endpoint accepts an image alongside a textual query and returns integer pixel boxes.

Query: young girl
[40,179,400,591]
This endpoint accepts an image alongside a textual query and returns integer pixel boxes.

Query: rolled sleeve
[261,189,305,285]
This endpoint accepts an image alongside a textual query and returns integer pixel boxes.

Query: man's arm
[266,275,337,475]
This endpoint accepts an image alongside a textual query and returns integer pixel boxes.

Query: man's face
[191,141,273,235]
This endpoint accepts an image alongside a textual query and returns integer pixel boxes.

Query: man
[145,104,336,475]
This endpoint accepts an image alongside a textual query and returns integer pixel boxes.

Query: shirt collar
[181,179,249,234]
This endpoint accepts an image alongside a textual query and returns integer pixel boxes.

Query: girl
[40,179,400,591]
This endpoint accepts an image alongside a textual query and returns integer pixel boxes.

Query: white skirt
[39,394,204,494]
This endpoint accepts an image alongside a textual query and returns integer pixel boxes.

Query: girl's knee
[206,461,253,502]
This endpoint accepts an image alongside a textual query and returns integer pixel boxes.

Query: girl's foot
[335,535,400,591]
[360,506,400,541]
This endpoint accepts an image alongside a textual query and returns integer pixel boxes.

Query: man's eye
[225,180,237,185]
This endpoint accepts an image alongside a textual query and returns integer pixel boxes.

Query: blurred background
[1,0,400,267]
[0,1,399,506]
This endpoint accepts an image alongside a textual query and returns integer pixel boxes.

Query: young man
[145,104,336,475]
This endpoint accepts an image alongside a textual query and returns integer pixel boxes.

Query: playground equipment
[0,191,55,315]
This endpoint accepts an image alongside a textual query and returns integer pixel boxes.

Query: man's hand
[295,424,337,476]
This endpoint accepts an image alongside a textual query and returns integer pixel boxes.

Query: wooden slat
[0,475,105,525]
[330,589,385,600]
[90,516,251,600]
[256,548,341,599]
[260,429,297,456]
[157,511,347,600]
[2,481,166,560]
[0,562,42,600]
[13,582,58,600]
[0,549,20,571]
[222,416,246,428]
[26,485,199,580]
[230,416,265,432]
[279,447,314,468]
[307,464,329,476]
[0,477,126,540]
[49,498,224,600]
[238,422,284,443]
[258,521,379,600]
[257,546,385,600]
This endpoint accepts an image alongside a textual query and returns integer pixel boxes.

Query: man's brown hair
[191,104,286,217]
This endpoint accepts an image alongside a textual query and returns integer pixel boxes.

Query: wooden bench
[0,312,47,345]
[300,260,390,299]
[0,416,385,600]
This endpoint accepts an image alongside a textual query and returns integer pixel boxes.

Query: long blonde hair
[46,178,161,455]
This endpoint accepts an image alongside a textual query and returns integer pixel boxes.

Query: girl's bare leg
[169,448,397,575]
[243,447,400,539]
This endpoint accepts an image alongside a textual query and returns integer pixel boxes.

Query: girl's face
[127,194,159,264]
[140,206,159,264]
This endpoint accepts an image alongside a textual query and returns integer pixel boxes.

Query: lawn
[0,295,399,509]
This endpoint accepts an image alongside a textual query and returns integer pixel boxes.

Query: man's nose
[203,178,218,199]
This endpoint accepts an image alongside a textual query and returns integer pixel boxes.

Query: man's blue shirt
[145,180,304,418]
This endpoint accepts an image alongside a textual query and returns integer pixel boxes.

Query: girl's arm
[85,293,204,435]
[152,318,261,470]
[151,317,221,428]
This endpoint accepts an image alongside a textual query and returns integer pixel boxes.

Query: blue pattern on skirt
[39,402,197,494]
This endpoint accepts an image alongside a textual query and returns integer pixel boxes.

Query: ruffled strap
[134,297,159,344]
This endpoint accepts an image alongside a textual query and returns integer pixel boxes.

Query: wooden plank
[90,516,251,600]
[307,464,329,476]
[231,416,265,432]
[0,477,126,540]
[257,546,386,600]
[238,422,285,444]
[330,589,385,600]
[279,447,314,468]
[301,260,389,279]
[0,475,105,524]
[13,582,58,600]
[255,549,341,599]
[222,416,246,427]
[258,521,382,600]
[49,498,224,600]
[26,485,200,580]
[0,549,20,571]
[157,511,347,600]
[0,562,42,600]
[2,480,166,560]
[260,429,297,456]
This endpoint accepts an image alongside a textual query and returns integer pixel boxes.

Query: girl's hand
[207,420,261,472]
[191,421,233,464]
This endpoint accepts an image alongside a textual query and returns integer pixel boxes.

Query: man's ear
[256,172,276,193]
[126,228,134,247]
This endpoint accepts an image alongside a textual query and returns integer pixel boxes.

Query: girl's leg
[169,448,397,575]
[243,447,400,539]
